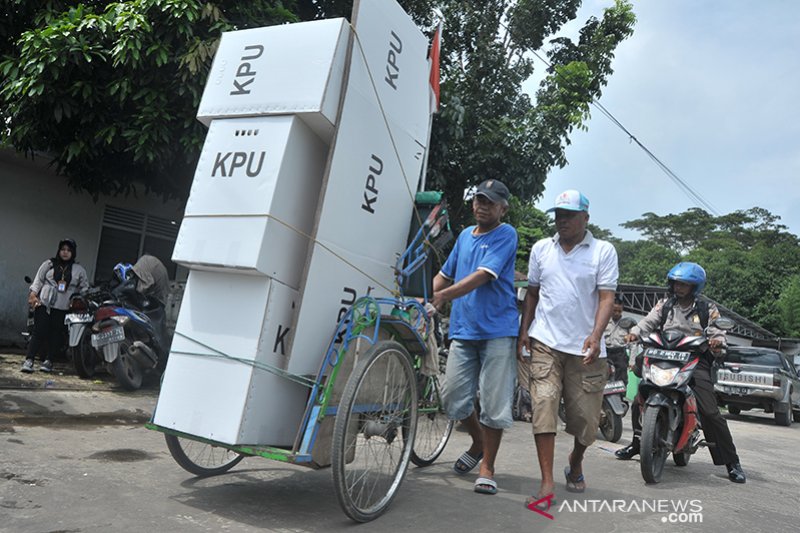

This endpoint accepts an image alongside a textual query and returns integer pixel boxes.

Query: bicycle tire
[410,373,453,467]
[165,434,244,477]
[331,340,417,522]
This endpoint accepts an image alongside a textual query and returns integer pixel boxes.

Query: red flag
[428,21,442,113]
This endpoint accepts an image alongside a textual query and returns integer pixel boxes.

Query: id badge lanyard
[57,266,67,293]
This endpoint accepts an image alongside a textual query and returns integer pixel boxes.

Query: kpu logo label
[212,151,266,178]
[230,45,263,96]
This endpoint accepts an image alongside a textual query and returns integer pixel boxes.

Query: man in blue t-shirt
[431,179,518,496]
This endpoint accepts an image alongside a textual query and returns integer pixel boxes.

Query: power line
[529,49,720,216]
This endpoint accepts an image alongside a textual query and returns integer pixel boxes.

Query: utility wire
[529,49,720,216]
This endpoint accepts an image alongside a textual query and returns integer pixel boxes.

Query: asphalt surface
[0,351,157,426]
[1,350,799,532]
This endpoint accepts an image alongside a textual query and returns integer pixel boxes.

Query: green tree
[428,0,636,227]
[619,206,800,335]
[776,275,800,337]
[0,0,635,208]
[620,208,717,253]
[614,240,679,286]
[0,0,297,199]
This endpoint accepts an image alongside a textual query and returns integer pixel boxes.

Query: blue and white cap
[546,189,589,213]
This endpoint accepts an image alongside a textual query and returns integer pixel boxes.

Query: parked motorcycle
[637,317,734,483]
[89,277,169,391]
[599,363,628,442]
[64,286,110,378]
[599,316,637,442]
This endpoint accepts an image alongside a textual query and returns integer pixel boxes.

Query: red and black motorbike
[637,318,733,483]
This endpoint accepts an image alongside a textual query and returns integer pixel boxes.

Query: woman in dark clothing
[22,239,89,373]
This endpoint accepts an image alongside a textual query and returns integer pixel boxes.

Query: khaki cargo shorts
[521,340,608,446]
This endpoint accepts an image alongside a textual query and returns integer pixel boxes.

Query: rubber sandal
[474,477,497,495]
[564,466,586,493]
[453,451,483,475]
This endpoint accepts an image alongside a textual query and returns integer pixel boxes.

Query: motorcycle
[599,316,637,442]
[599,362,628,442]
[89,278,169,391]
[64,286,110,378]
[637,317,734,483]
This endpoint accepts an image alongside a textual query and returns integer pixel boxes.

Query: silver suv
[714,346,800,426]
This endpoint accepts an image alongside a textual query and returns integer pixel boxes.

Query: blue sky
[523,0,800,240]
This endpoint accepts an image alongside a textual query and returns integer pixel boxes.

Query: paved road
[1,385,798,533]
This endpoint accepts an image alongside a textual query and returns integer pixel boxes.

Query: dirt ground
[0,349,158,391]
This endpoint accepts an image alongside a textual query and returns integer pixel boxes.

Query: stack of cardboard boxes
[154,0,431,448]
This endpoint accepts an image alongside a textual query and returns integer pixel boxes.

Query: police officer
[615,262,746,484]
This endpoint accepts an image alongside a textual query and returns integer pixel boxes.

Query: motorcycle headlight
[649,365,680,387]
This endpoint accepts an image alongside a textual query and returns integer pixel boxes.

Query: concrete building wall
[0,149,184,345]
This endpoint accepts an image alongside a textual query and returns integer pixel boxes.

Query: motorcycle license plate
[604,380,626,393]
[645,348,691,362]
[91,326,125,348]
[65,313,93,324]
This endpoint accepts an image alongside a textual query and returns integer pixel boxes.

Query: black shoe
[615,441,640,460]
[39,360,53,373]
[21,359,35,373]
[726,462,746,483]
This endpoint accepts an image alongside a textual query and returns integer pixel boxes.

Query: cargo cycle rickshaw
[147,194,454,522]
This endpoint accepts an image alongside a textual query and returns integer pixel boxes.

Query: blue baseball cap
[546,189,589,213]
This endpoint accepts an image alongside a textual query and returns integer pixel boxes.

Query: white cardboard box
[172,115,326,289]
[287,244,397,376]
[153,270,306,446]
[289,1,430,374]
[350,0,430,143]
[196,18,350,141]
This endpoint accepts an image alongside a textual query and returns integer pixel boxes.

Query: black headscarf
[51,238,77,287]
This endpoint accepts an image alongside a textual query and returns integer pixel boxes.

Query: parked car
[714,346,800,426]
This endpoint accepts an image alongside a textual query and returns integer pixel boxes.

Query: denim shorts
[441,337,517,429]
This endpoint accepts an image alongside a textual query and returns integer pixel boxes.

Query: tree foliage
[427,0,635,227]
[620,207,800,336]
[776,275,800,338]
[0,0,635,208]
[0,0,298,198]
[614,239,679,286]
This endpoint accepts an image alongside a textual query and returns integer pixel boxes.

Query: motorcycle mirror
[24,276,32,284]
[712,317,735,330]
[617,316,637,329]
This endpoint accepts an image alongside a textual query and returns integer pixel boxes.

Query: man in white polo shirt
[518,189,618,508]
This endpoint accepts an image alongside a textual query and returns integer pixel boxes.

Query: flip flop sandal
[474,477,498,495]
[564,466,586,493]
[453,451,483,475]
